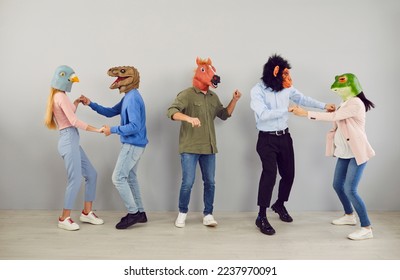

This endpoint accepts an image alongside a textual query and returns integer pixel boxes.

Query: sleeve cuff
[167,108,180,119]
[89,102,97,110]
[110,126,118,134]
[308,111,316,120]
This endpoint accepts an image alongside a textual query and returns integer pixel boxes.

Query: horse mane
[196,57,212,66]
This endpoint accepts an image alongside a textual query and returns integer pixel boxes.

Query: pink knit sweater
[53,92,88,130]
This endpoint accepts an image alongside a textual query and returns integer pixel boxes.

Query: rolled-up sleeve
[167,93,186,119]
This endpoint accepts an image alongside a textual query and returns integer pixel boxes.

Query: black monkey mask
[261,54,292,92]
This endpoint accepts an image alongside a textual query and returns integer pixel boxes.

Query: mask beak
[69,74,80,83]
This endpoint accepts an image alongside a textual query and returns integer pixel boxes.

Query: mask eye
[201,67,205,72]
[59,72,65,77]
[339,76,347,83]
[121,69,126,73]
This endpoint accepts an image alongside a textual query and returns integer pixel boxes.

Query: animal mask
[108,66,140,93]
[262,54,292,92]
[51,65,79,92]
[192,57,221,91]
[331,73,363,101]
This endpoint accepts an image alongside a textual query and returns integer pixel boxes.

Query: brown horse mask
[192,57,220,91]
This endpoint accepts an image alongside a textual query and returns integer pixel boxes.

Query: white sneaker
[348,227,373,240]
[332,214,357,225]
[58,217,79,231]
[175,212,187,228]
[79,211,104,225]
[203,214,218,227]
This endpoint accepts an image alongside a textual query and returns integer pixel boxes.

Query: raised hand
[79,95,91,106]
[233,89,242,101]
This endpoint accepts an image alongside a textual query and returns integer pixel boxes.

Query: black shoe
[255,216,276,235]
[271,203,293,223]
[115,212,140,229]
[138,212,148,223]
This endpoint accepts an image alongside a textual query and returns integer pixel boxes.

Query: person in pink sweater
[291,73,375,240]
[44,65,104,231]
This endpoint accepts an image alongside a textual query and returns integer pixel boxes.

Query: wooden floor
[0,210,399,260]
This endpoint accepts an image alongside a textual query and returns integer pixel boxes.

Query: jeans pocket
[58,130,72,157]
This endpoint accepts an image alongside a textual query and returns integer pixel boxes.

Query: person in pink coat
[291,73,375,240]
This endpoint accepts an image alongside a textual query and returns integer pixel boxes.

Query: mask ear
[273,66,279,77]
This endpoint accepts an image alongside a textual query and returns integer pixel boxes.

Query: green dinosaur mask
[108,66,140,93]
[330,73,363,101]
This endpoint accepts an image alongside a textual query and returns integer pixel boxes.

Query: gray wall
[1,0,399,211]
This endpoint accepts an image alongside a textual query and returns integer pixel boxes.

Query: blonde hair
[44,88,58,130]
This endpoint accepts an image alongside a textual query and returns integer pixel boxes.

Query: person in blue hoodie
[81,66,148,230]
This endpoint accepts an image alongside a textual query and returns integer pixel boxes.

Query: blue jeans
[58,127,97,209]
[333,158,371,227]
[179,153,216,215]
[112,144,145,214]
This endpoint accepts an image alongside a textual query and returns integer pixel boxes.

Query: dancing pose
[291,73,375,240]
[44,65,104,231]
[167,57,241,228]
[81,66,148,230]
[250,54,335,235]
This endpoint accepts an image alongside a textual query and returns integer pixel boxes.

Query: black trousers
[256,131,295,207]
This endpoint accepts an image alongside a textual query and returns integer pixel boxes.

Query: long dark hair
[357,92,375,112]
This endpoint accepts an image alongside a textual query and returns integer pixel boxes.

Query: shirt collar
[193,86,214,96]
[259,80,271,91]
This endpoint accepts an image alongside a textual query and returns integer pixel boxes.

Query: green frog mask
[331,73,363,101]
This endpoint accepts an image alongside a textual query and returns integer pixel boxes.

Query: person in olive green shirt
[167,57,241,228]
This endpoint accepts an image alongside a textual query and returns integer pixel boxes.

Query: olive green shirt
[167,87,231,154]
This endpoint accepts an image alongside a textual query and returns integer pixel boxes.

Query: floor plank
[0,210,399,260]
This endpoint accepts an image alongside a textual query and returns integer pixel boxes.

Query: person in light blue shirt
[250,54,335,235]
[81,66,149,230]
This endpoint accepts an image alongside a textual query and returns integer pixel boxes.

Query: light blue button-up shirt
[250,81,326,132]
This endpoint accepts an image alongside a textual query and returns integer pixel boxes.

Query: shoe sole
[255,219,276,235]
[116,223,138,229]
[58,224,79,231]
[271,205,293,223]
[203,222,218,227]
[175,222,185,228]
[79,217,104,225]
[348,234,373,240]
[332,222,357,226]
[116,219,139,229]
[260,228,275,235]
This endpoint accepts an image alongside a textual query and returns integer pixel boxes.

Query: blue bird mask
[51,65,79,92]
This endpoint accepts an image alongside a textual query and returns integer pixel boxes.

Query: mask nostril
[212,75,221,84]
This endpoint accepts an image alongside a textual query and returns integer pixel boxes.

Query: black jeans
[256,131,295,207]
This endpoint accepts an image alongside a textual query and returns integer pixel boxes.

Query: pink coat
[308,97,375,165]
